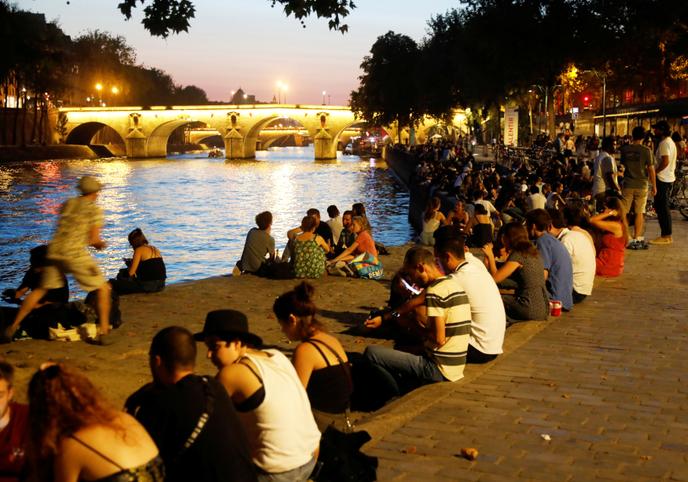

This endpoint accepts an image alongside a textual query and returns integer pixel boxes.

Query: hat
[651,120,670,135]
[193,310,262,347]
[77,176,103,195]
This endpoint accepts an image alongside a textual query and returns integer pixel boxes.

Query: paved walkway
[359,213,688,481]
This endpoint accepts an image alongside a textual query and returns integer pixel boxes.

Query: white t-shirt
[327,216,344,245]
[557,228,595,296]
[475,199,498,215]
[452,253,506,355]
[526,192,547,211]
[239,350,320,473]
[655,137,677,183]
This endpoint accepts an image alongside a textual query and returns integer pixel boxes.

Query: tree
[175,85,208,104]
[116,0,356,37]
[350,31,421,142]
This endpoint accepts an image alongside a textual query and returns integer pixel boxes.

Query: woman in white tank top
[194,309,320,481]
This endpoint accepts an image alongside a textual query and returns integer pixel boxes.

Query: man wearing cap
[126,326,257,482]
[650,120,677,245]
[6,176,111,344]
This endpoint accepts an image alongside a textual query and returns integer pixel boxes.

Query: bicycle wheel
[674,178,688,219]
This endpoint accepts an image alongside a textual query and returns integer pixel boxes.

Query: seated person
[235,211,276,276]
[289,216,329,279]
[196,310,321,480]
[0,361,29,481]
[467,204,493,248]
[110,228,166,294]
[435,232,506,364]
[126,327,256,482]
[328,216,377,265]
[591,197,628,277]
[482,223,549,323]
[2,245,69,341]
[445,200,469,231]
[525,209,574,312]
[419,197,446,246]
[326,205,344,245]
[333,210,356,256]
[307,208,334,250]
[274,282,352,431]
[363,247,471,402]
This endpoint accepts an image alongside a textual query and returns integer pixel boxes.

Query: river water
[0,146,411,291]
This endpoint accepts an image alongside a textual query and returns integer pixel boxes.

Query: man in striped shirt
[364,247,471,398]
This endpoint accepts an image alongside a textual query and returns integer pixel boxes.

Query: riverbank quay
[1,215,685,481]
[0,144,108,162]
[359,212,688,482]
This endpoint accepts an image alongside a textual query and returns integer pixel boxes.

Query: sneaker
[232,264,242,277]
[650,236,672,245]
[639,240,650,250]
[627,240,640,250]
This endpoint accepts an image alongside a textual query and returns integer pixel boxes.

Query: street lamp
[276,81,283,104]
[95,83,103,104]
[322,90,327,105]
[110,86,119,106]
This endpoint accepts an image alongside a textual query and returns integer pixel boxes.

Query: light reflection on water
[0,146,410,290]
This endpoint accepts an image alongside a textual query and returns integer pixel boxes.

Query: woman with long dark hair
[482,222,549,322]
[28,363,163,482]
[273,282,352,430]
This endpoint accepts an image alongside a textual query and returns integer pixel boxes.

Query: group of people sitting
[234,202,383,281]
[0,278,379,482]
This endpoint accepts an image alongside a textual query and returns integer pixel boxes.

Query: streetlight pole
[322,90,326,105]
[601,74,607,137]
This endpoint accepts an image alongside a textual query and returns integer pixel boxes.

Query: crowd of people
[234,202,383,281]
[0,117,684,481]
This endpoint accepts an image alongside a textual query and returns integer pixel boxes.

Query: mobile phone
[400,277,422,296]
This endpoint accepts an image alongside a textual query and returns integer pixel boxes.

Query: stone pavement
[358,212,688,481]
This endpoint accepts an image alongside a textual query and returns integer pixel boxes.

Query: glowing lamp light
[95,83,103,92]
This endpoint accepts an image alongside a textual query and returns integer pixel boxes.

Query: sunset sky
[15,0,459,104]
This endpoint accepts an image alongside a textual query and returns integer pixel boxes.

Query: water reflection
[0,146,411,290]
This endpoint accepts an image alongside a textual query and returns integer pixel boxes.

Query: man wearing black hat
[650,120,677,245]
[125,326,257,482]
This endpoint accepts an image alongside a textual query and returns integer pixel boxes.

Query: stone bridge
[58,104,469,160]
[58,104,365,160]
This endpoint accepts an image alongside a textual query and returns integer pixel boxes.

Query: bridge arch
[65,122,126,147]
[243,115,308,158]
[147,119,214,157]
[332,120,367,152]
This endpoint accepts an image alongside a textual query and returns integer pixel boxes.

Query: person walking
[6,176,111,344]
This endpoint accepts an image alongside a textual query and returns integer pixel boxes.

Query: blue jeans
[364,345,445,397]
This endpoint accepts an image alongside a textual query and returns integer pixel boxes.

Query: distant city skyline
[15,0,460,104]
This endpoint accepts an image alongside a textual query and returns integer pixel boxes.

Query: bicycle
[669,166,688,219]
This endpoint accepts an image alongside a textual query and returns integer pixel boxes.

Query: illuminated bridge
[59,104,367,160]
[58,104,468,160]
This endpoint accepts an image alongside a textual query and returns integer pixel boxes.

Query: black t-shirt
[126,375,257,482]
[315,222,333,247]
[20,269,69,304]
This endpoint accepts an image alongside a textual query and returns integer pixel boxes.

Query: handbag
[347,253,384,280]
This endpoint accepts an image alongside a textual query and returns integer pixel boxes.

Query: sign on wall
[504,107,519,146]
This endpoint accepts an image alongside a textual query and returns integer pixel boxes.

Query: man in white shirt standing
[650,121,677,245]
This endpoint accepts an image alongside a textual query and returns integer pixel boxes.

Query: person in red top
[0,361,28,482]
[590,197,628,277]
